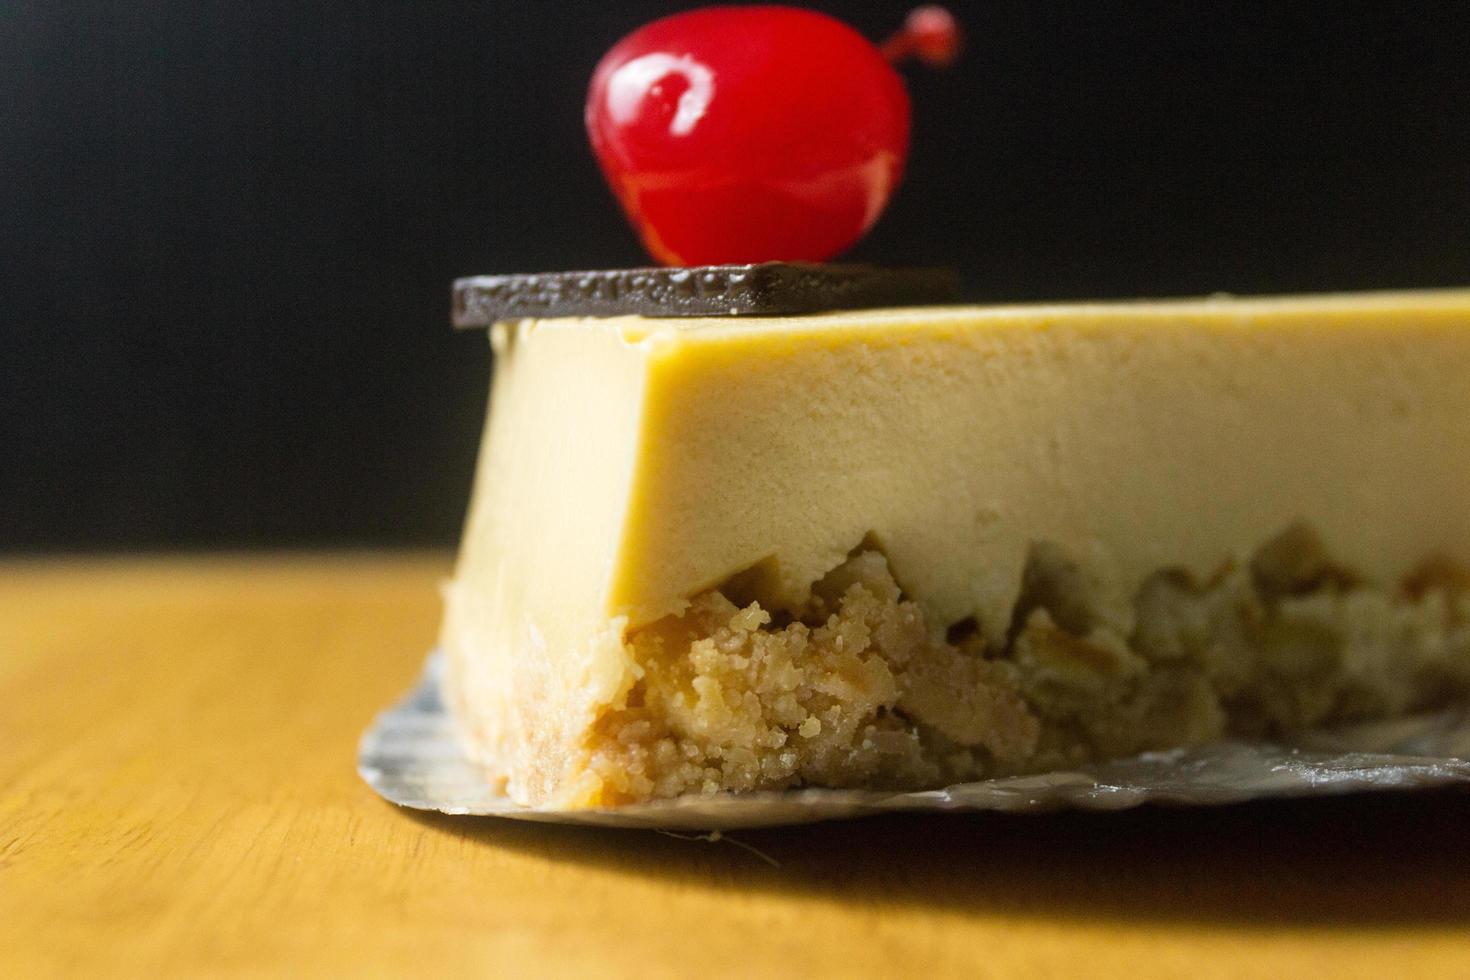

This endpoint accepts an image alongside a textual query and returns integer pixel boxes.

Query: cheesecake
[440,289,1470,808]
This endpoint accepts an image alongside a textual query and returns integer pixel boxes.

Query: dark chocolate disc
[452,263,961,328]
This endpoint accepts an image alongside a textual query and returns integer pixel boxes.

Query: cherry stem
[880,5,963,68]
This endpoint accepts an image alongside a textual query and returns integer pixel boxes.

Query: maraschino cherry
[586,6,959,266]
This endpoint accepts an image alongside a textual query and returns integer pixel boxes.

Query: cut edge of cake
[440,290,1470,808]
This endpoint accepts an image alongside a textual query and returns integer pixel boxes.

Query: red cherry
[586,6,911,266]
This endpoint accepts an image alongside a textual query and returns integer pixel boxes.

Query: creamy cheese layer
[441,289,1470,804]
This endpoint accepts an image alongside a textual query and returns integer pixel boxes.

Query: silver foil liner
[358,651,1470,830]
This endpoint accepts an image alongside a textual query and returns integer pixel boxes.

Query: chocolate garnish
[452,263,961,328]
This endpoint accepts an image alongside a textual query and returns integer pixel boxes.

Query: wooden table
[4,554,1469,978]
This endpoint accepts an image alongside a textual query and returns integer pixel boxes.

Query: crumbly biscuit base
[571,528,1470,805]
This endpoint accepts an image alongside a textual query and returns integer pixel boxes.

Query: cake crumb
[584,539,1470,804]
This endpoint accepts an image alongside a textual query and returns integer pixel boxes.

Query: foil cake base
[358,652,1470,830]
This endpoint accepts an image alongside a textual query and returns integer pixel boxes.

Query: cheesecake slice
[441,289,1470,808]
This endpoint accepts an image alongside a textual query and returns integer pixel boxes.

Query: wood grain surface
[3,554,1469,978]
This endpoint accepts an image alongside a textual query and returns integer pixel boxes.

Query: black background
[5,1,1469,552]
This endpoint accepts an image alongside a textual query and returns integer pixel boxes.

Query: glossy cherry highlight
[586,6,913,266]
